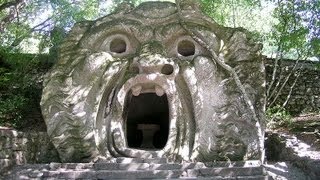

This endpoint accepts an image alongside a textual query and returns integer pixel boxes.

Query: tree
[199,0,319,114]
[1,0,317,59]
[0,0,111,51]
[201,0,261,28]
[266,0,319,112]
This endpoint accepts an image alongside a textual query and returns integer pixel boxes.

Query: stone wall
[265,58,320,114]
[0,127,59,174]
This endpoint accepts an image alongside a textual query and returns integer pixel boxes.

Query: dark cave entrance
[124,92,169,150]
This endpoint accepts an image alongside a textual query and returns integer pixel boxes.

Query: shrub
[0,49,52,129]
[266,105,292,129]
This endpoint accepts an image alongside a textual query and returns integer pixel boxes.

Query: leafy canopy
[0,0,318,60]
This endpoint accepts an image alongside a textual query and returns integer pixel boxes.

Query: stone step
[4,161,269,179]
[48,170,174,179]
[9,169,183,179]
[47,162,239,171]
[95,170,183,179]
[115,157,167,164]
[33,162,204,171]
[48,161,205,171]
[186,166,266,177]
[49,162,94,170]
[171,175,270,180]
[204,160,262,167]
[94,162,183,171]
[8,169,269,180]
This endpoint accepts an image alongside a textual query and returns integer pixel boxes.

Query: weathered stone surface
[41,2,265,162]
[4,159,269,179]
[0,128,59,175]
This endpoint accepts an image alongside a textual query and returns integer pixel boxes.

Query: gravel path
[264,162,311,180]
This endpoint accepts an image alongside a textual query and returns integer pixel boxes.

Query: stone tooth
[132,85,142,96]
[155,85,164,96]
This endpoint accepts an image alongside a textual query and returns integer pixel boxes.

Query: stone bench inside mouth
[136,124,160,149]
[125,92,169,150]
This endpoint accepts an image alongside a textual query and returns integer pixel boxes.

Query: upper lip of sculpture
[121,74,170,96]
[131,83,165,96]
[117,73,173,112]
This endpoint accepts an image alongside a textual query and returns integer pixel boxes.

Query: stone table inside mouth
[137,123,160,149]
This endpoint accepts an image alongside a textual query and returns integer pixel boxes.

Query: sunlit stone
[41,1,265,163]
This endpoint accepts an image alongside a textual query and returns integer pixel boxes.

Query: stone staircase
[4,158,270,179]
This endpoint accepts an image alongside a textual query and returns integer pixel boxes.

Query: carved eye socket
[100,34,136,56]
[177,40,195,57]
[110,38,127,53]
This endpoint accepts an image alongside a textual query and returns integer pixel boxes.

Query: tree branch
[282,65,302,107]
[268,56,305,107]
[266,45,282,98]
[0,0,23,12]
[10,17,53,47]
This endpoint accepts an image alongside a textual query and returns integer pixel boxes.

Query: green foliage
[0,0,111,52]
[266,105,292,129]
[200,0,319,60]
[201,0,261,27]
[0,0,319,59]
[0,48,52,129]
[0,95,27,127]
[200,0,280,57]
[268,0,320,59]
[50,0,100,27]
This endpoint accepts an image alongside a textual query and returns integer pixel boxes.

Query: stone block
[204,160,262,167]
[28,169,44,178]
[181,162,205,170]
[116,157,144,163]
[186,169,199,177]
[58,170,96,179]
[0,159,12,173]
[119,163,150,170]
[96,170,182,179]
[197,167,264,177]
[13,151,26,165]
[94,163,121,170]
[150,163,182,170]
[0,136,12,149]
[94,162,150,171]
[49,162,93,170]
[236,175,270,180]
[42,170,60,178]
[144,157,167,164]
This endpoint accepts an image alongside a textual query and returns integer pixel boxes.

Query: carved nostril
[177,40,195,56]
[161,64,174,75]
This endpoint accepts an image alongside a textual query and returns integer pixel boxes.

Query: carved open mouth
[123,91,169,150]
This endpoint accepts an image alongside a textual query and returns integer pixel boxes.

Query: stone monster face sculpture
[41,2,265,162]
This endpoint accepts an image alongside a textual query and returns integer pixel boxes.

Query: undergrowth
[266,105,293,129]
[0,48,52,129]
